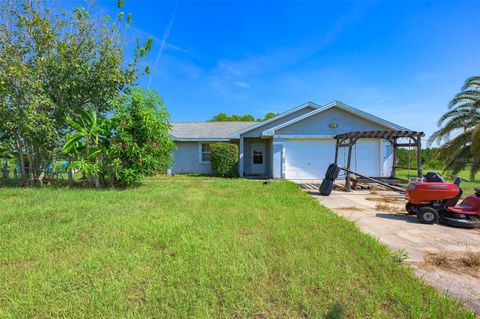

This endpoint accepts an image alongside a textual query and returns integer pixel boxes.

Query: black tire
[416,207,439,224]
[319,179,334,196]
[405,202,416,215]
[325,164,341,180]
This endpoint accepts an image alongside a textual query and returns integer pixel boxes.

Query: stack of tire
[319,163,341,196]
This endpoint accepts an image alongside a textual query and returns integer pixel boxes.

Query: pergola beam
[334,130,425,191]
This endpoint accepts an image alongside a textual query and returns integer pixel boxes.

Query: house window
[200,143,211,163]
[253,150,263,164]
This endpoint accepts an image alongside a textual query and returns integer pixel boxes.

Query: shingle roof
[170,122,256,140]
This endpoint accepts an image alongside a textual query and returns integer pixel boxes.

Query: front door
[251,143,265,175]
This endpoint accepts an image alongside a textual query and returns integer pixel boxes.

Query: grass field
[396,168,479,196]
[0,176,473,318]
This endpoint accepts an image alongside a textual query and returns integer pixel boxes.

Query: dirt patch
[366,195,404,204]
[422,251,480,279]
[375,202,404,213]
[237,228,253,239]
[472,218,480,231]
[336,206,365,212]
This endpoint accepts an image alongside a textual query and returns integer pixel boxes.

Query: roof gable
[228,102,321,138]
[262,101,408,136]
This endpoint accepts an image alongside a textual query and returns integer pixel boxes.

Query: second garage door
[284,139,381,179]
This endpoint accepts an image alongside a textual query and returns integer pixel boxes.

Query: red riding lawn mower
[406,172,480,228]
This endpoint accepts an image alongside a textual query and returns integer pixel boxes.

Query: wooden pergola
[334,130,425,191]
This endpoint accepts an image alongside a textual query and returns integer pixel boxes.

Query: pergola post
[416,137,422,178]
[391,139,397,179]
[345,141,353,192]
[334,140,339,164]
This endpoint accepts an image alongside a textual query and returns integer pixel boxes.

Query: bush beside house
[210,143,239,178]
[62,88,174,187]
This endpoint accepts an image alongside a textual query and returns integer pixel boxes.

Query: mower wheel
[405,202,416,215]
[417,207,439,224]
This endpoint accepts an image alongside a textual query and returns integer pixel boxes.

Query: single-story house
[170,101,408,179]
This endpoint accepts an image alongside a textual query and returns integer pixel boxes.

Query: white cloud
[233,81,250,89]
[148,2,178,88]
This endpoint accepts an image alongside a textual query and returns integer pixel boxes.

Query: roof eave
[228,101,321,138]
[171,137,233,142]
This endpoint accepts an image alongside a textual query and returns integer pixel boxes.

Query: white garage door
[351,139,381,177]
[284,139,381,179]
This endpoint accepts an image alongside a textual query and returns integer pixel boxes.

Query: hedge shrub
[210,143,239,177]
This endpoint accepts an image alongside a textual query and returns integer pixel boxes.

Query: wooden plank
[340,166,406,193]
[334,130,425,140]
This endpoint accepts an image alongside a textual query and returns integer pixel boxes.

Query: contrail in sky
[147,2,178,89]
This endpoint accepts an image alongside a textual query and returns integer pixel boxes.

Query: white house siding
[171,142,212,175]
[272,138,286,178]
[383,140,394,177]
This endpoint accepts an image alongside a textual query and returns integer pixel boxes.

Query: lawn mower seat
[448,196,480,215]
[424,172,445,183]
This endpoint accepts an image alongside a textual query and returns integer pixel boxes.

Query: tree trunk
[67,159,74,186]
[94,156,101,188]
[87,173,93,188]
[13,131,27,186]
[2,158,9,179]
[26,151,34,186]
[33,144,44,187]
[94,175,100,188]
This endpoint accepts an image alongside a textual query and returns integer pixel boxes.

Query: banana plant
[62,108,109,187]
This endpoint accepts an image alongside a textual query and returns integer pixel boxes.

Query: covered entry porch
[238,137,273,178]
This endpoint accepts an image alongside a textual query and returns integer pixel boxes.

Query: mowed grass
[0,177,473,318]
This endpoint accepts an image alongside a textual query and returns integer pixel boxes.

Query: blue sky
[94,0,479,140]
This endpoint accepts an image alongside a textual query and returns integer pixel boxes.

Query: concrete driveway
[298,182,480,314]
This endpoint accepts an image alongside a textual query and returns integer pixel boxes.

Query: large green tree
[0,0,151,185]
[430,76,480,179]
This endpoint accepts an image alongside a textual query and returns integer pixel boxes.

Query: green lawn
[396,168,479,196]
[0,177,473,318]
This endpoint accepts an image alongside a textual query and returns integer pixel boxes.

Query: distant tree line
[396,148,442,170]
[208,112,278,122]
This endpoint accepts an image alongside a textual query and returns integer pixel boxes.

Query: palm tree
[430,76,480,180]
